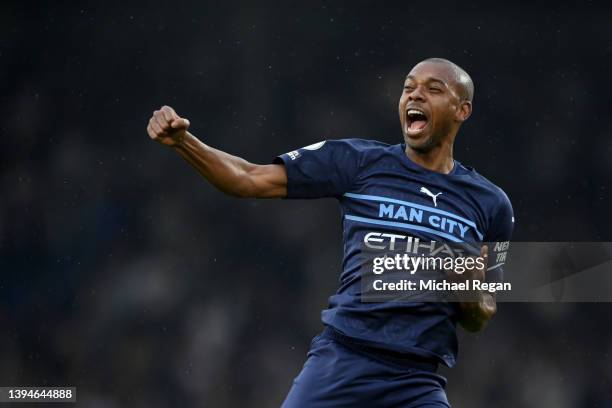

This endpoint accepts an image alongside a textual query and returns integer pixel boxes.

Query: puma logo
[419,187,442,207]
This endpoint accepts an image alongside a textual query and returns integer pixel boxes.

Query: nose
[408,85,426,102]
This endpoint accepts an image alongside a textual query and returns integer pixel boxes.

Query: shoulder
[473,170,511,211]
[459,166,514,238]
[324,138,393,152]
[274,138,394,173]
[456,164,511,207]
[305,138,395,165]
[331,138,399,163]
[455,165,515,239]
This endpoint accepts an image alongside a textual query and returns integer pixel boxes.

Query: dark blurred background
[1,1,612,407]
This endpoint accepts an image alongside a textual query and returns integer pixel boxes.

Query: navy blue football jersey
[274,138,514,367]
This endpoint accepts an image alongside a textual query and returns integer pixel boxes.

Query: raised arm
[147,106,287,198]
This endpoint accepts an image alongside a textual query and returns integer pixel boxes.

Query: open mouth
[405,108,429,134]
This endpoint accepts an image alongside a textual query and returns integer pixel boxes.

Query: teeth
[407,109,425,116]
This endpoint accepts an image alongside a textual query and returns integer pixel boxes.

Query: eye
[404,86,414,92]
[429,87,442,93]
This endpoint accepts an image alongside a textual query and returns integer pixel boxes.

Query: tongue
[409,120,427,131]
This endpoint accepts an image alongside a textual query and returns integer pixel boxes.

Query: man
[146,58,514,407]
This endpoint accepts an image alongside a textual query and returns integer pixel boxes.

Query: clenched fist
[147,106,191,146]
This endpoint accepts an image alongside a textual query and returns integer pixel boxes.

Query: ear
[456,101,472,122]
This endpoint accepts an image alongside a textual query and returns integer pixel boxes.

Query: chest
[341,169,489,243]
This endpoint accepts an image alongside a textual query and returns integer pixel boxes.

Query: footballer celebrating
[146,58,514,407]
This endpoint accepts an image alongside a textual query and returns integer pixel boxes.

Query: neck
[404,139,455,174]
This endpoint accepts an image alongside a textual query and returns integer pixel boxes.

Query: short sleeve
[273,139,362,199]
[484,191,514,283]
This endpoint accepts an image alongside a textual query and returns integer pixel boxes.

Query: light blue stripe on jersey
[343,192,484,241]
[344,214,464,243]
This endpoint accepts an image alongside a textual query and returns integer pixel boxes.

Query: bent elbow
[460,306,496,333]
[225,184,253,198]
[460,319,488,333]
[221,174,257,198]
